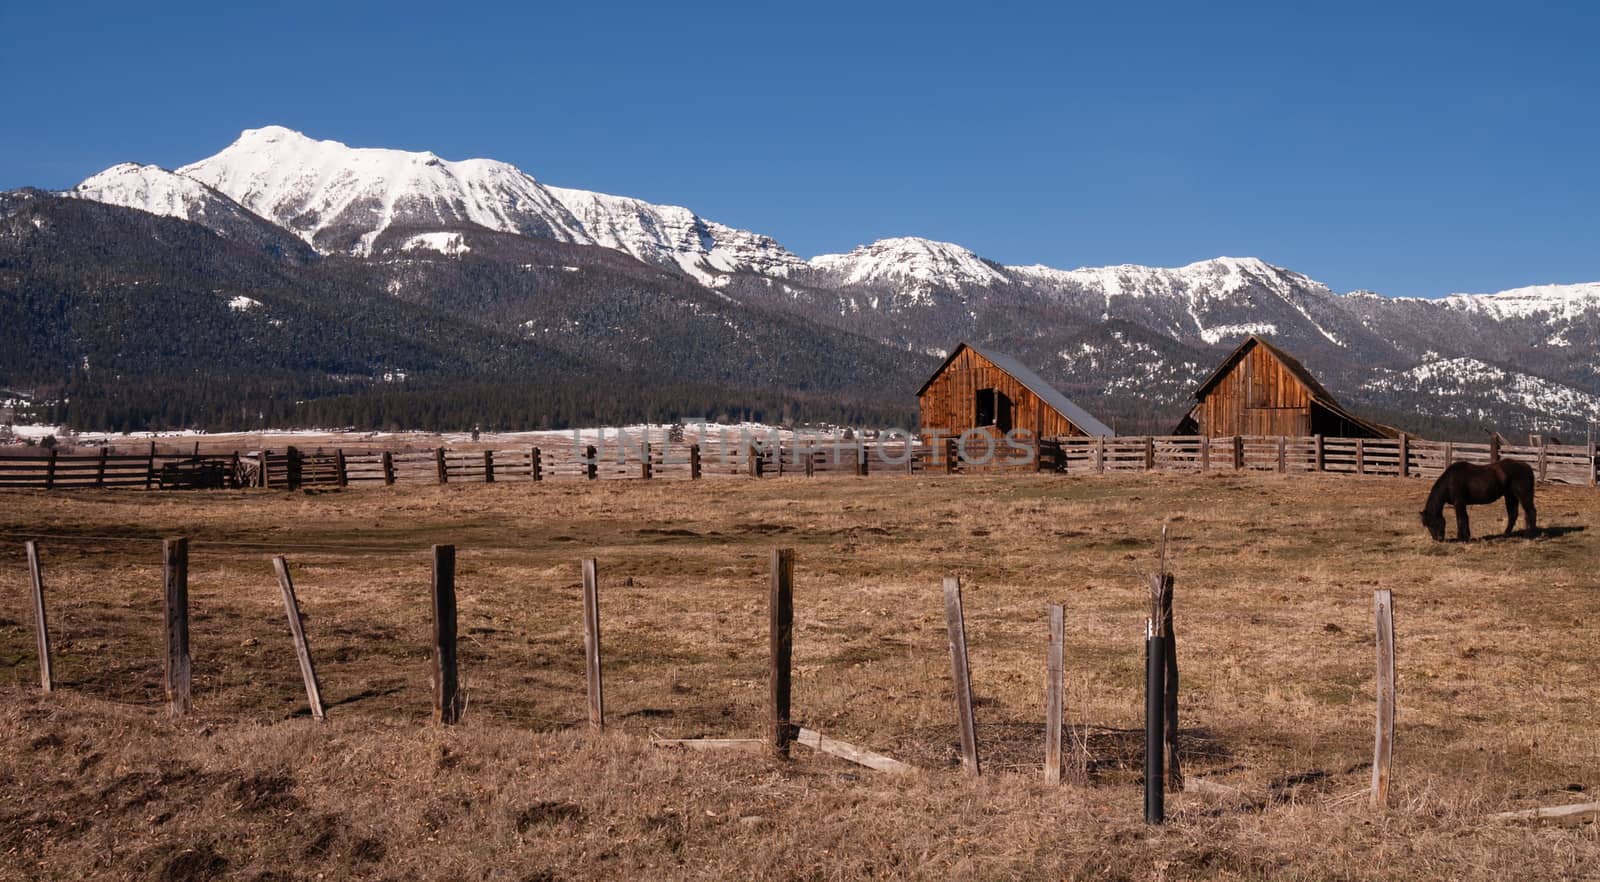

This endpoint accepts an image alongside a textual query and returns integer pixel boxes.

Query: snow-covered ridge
[1432,282,1600,321]
[177,126,589,256]
[71,163,270,236]
[1364,355,1600,422]
[809,237,1009,291]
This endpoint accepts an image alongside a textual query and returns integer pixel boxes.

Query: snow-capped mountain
[176,126,590,256]
[48,125,1600,436]
[1364,355,1600,427]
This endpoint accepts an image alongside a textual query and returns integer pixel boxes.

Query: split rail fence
[1,433,1594,491]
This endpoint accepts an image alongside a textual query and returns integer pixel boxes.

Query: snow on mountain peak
[73,162,237,224]
[177,127,588,255]
[808,237,1008,291]
[1437,282,1600,321]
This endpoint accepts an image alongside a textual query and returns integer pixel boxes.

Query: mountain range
[5,125,1598,437]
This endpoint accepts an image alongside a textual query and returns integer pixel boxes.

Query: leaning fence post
[163,538,191,718]
[431,545,462,724]
[581,559,604,731]
[943,576,980,776]
[272,556,326,721]
[770,549,795,756]
[25,542,53,693]
[1371,589,1396,810]
[531,446,543,482]
[1044,602,1064,784]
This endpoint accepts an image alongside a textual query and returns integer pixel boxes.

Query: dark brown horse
[1419,459,1537,541]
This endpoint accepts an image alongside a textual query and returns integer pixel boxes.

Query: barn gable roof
[1190,335,1395,438]
[918,343,1115,437]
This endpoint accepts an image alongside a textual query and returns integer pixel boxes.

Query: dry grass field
[0,471,1596,881]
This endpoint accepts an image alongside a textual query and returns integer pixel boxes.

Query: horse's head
[1419,509,1446,541]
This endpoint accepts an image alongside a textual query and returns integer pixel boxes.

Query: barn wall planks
[1195,344,1315,437]
[918,347,1093,441]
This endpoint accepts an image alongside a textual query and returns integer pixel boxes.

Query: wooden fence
[1,433,1594,491]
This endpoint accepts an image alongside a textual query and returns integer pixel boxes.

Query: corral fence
[1,432,1595,491]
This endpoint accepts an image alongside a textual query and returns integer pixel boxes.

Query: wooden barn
[917,343,1114,440]
[1175,335,1393,438]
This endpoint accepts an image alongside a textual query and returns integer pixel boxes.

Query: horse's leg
[1455,503,1471,541]
[1504,494,1518,535]
[1522,484,1538,536]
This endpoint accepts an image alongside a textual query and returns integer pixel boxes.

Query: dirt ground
[1,471,1596,881]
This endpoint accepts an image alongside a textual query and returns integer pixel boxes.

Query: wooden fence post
[1313,434,1325,471]
[1398,434,1409,478]
[641,441,653,480]
[1232,435,1244,470]
[1589,439,1597,488]
[25,542,53,693]
[1144,436,1155,471]
[483,449,495,484]
[907,441,917,475]
[1096,436,1106,474]
[581,559,604,731]
[1371,589,1395,810]
[1489,434,1501,463]
[286,446,303,490]
[335,449,349,487]
[1276,436,1287,473]
[689,443,702,480]
[96,446,109,488]
[1355,439,1366,476]
[770,548,795,757]
[381,450,396,485]
[946,438,958,475]
[531,447,543,482]
[585,445,598,481]
[145,442,157,490]
[1537,438,1549,482]
[943,576,980,776]
[44,447,57,490]
[163,538,191,718]
[1160,573,1181,790]
[1199,435,1211,471]
[272,556,325,721]
[435,447,448,484]
[431,545,461,724]
[1044,603,1064,784]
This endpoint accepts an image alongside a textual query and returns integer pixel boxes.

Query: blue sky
[2,1,1595,297]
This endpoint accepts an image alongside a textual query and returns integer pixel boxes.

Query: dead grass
[0,471,1597,880]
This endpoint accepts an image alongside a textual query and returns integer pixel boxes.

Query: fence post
[1044,603,1064,784]
[947,438,959,475]
[1144,436,1155,471]
[805,446,815,478]
[1589,439,1597,488]
[1371,589,1395,810]
[1443,441,1454,469]
[1398,434,1409,478]
[641,441,653,480]
[531,447,543,482]
[581,559,604,731]
[1160,573,1181,790]
[145,442,157,490]
[44,448,57,490]
[1232,435,1243,470]
[1200,435,1210,471]
[1145,586,1166,825]
[856,443,869,477]
[1313,434,1324,471]
[585,445,598,480]
[1356,439,1366,476]
[769,549,795,757]
[25,542,53,693]
[1096,436,1106,474]
[163,538,191,718]
[431,545,461,724]
[336,449,349,487]
[1489,434,1501,463]
[689,443,701,480]
[382,450,396,485]
[96,446,108,488]
[1537,438,1549,482]
[435,447,448,484]
[286,446,303,490]
[481,449,494,484]
[1276,436,1287,473]
[272,556,325,721]
[943,576,980,776]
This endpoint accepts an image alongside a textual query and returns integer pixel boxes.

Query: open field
[1,472,1597,880]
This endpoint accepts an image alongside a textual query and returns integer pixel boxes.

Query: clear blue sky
[2,1,1596,297]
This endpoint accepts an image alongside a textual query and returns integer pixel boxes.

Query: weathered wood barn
[1175,335,1393,438]
[918,343,1114,440]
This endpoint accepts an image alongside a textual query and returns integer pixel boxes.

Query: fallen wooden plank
[650,738,766,752]
[795,727,913,774]
[1491,802,1600,825]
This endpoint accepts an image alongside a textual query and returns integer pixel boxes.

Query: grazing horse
[1419,459,1537,541]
